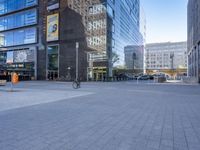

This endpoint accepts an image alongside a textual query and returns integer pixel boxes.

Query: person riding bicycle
[72,78,81,89]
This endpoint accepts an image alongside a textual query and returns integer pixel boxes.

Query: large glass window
[0,27,37,47]
[0,52,6,64]
[0,0,37,15]
[0,9,37,31]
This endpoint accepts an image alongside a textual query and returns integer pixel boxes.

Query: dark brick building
[0,0,88,81]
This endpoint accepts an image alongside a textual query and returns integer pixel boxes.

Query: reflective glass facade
[106,0,142,67]
[0,0,38,80]
[0,9,37,31]
[0,27,37,47]
[0,0,38,15]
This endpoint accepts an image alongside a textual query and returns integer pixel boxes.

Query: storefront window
[0,52,6,64]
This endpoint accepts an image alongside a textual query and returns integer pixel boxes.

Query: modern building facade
[0,0,89,81]
[67,0,142,80]
[145,42,187,75]
[0,0,38,80]
[0,0,143,81]
[187,0,200,83]
[123,4,145,74]
[124,45,144,71]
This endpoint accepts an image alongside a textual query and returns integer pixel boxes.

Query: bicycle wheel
[72,81,78,89]
[78,82,81,88]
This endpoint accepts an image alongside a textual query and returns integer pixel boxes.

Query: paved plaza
[0,81,200,150]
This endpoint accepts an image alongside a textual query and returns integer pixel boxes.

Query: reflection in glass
[48,46,58,71]
[0,0,37,15]
[0,27,37,47]
[0,9,37,32]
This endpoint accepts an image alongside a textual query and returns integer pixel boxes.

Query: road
[0,81,200,150]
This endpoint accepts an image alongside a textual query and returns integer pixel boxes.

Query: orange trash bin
[11,73,19,84]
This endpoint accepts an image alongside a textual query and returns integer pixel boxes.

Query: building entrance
[47,70,58,80]
[93,67,107,81]
[47,45,59,80]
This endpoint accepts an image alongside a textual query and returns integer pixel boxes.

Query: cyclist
[72,78,81,89]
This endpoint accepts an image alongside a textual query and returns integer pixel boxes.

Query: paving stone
[0,81,200,150]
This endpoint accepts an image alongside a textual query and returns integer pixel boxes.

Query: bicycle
[56,75,71,81]
[72,80,81,89]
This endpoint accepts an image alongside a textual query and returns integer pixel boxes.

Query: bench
[0,80,7,86]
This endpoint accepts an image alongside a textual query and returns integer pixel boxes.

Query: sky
[140,0,188,44]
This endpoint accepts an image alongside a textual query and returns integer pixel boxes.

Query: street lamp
[170,52,174,79]
[76,42,79,81]
[170,52,174,70]
[132,52,136,72]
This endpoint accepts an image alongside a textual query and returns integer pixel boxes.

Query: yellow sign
[12,73,19,84]
[47,13,59,42]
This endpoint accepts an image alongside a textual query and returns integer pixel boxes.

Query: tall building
[124,4,146,74]
[0,0,142,81]
[140,6,146,74]
[68,0,142,80]
[0,0,39,80]
[124,45,144,71]
[0,0,89,81]
[187,0,200,83]
[145,42,187,75]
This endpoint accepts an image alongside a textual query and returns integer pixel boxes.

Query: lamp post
[67,66,71,80]
[132,52,136,73]
[170,52,174,78]
[76,42,79,81]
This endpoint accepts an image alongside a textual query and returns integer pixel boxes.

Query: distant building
[124,45,144,71]
[187,0,200,83]
[145,42,187,75]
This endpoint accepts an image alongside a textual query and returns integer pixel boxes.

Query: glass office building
[0,0,38,80]
[69,0,142,80]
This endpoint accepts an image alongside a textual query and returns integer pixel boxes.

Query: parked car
[137,75,150,80]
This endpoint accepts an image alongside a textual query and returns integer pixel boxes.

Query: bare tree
[111,52,120,65]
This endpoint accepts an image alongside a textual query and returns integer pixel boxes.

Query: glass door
[47,45,59,80]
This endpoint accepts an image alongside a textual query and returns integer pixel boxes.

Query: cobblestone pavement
[0,81,200,150]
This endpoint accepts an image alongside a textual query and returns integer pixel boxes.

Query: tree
[111,52,120,65]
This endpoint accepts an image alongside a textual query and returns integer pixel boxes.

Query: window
[0,27,37,47]
[0,9,37,31]
[0,0,37,15]
[0,52,6,64]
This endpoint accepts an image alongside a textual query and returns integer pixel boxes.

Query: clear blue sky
[141,0,188,43]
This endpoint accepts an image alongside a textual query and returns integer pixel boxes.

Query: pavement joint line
[127,89,200,97]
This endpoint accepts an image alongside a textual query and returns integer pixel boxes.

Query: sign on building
[47,0,59,11]
[46,13,59,42]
